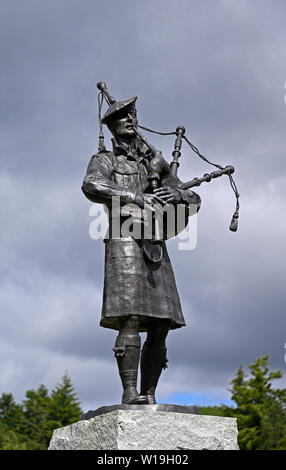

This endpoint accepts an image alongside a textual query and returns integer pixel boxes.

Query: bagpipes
[96,82,240,233]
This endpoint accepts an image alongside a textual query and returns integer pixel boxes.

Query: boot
[115,345,148,405]
[140,342,168,404]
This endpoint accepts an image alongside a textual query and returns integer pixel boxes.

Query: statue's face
[108,106,138,139]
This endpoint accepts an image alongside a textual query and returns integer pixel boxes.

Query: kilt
[100,237,186,332]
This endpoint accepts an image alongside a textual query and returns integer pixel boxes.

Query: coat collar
[111,138,149,162]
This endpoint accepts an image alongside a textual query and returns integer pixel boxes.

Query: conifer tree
[0,393,26,435]
[22,384,52,448]
[0,373,82,450]
[49,373,82,427]
[224,356,286,450]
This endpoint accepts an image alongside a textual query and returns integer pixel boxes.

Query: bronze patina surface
[82,82,201,405]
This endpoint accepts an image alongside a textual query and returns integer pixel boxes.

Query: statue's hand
[134,192,166,213]
[153,186,182,204]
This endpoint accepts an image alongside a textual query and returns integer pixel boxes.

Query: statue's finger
[154,192,172,199]
[152,195,167,205]
[154,188,170,195]
[159,193,173,200]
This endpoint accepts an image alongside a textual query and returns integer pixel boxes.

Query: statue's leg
[113,315,148,405]
[140,319,170,405]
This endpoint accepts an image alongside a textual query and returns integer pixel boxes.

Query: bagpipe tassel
[229,211,239,232]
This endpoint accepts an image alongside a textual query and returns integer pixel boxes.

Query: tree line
[0,356,285,450]
[0,373,82,450]
[200,356,286,450]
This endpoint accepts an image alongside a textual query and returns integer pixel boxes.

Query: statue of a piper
[81,82,239,405]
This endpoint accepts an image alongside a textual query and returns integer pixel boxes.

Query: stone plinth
[48,405,239,450]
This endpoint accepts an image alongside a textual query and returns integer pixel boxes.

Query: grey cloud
[1,0,286,410]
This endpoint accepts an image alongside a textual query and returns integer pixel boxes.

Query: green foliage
[0,421,41,450]
[49,373,82,428]
[199,406,225,417]
[0,393,26,434]
[223,356,286,450]
[22,384,53,447]
[0,373,82,450]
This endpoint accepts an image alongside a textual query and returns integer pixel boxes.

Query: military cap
[101,96,137,125]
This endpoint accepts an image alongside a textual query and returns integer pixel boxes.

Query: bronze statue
[81,82,240,405]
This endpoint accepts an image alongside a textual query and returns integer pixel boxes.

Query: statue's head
[102,97,138,140]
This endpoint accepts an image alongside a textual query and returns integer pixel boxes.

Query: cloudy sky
[1,0,286,412]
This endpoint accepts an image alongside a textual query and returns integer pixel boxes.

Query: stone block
[48,406,239,450]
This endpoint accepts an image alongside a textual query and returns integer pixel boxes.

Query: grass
[198,406,225,417]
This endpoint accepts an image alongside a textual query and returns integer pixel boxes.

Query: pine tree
[49,373,82,428]
[0,393,26,435]
[0,421,40,450]
[0,393,43,450]
[22,384,52,448]
[0,373,82,449]
[223,356,286,450]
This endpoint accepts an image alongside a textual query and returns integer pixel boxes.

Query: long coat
[82,138,201,332]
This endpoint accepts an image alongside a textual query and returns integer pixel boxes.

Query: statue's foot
[140,393,156,404]
[146,394,156,405]
[124,395,149,405]
[122,389,149,405]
